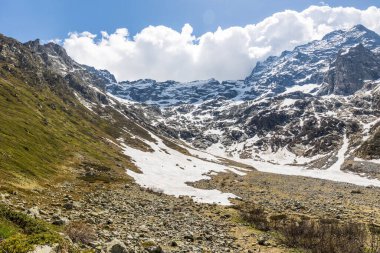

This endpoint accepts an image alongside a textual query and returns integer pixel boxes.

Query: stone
[145,245,164,253]
[63,202,74,210]
[257,236,270,246]
[0,193,10,201]
[184,232,194,242]
[27,206,40,218]
[51,216,69,225]
[31,244,59,253]
[106,239,128,253]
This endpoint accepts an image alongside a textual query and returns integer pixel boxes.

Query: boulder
[106,239,129,253]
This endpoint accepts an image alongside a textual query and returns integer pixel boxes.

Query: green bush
[0,205,66,253]
[0,205,48,234]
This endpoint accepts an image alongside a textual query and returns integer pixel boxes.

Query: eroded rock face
[322,44,380,95]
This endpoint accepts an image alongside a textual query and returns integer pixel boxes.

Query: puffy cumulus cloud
[63,5,380,82]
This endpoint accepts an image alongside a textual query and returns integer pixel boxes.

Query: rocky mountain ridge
[108,25,380,106]
[107,24,380,181]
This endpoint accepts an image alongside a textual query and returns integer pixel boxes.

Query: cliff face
[322,44,380,95]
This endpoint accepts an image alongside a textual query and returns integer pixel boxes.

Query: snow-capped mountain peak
[107,25,380,185]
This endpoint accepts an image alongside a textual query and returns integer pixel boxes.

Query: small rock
[257,236,270,246]
[31,244,59,253]
[145,246,163,253]
[52,216,69,225]
[27,206,40,218]
[0,193,10,201]
[351,189,363,194]
[184,232,194,242]
[106,239,128,253]
[63,202,74,210]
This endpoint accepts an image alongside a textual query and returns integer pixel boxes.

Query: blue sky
[0,0,379,42]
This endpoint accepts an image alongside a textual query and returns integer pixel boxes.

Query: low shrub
[239,203,270,231]
[0,204,69,253]
[280,218,366,253]
[0,205,48,234]
[64,221,96,245]
[367,224,380,253]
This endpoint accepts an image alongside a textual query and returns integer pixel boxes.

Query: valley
[0,23,380,252]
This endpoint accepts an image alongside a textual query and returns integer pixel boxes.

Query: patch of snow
[340,48,350,55]
[283,83,320,95]
[206,143,228,158]
[361,117,380,141]
[354,157,380,165]
[74,92,95,112]
[280,98,297,108]
[204,129,224,135]
[255,146,324,165]
[326,134,348,172]
[122,133,242,205]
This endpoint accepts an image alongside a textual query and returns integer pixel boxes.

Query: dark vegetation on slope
[238,202,380,253]
[0,204,68,253]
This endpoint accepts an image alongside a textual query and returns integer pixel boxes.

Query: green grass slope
[0,62,138,190]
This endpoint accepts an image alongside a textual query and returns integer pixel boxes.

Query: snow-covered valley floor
[121,133,247,205]
[121,130,380,206]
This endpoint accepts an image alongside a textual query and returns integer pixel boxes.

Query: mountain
[107,24,380,183]
[245,24,380,96]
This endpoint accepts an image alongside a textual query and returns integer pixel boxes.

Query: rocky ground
[0,170,297,253]
[2,165,380,252]
[193,170,380,225]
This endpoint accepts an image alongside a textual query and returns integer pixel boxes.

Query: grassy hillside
[0,62,139,190]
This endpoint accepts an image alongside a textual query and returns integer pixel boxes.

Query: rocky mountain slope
[107,24,380,184]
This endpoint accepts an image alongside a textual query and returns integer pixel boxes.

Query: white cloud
[63,5,380,82]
